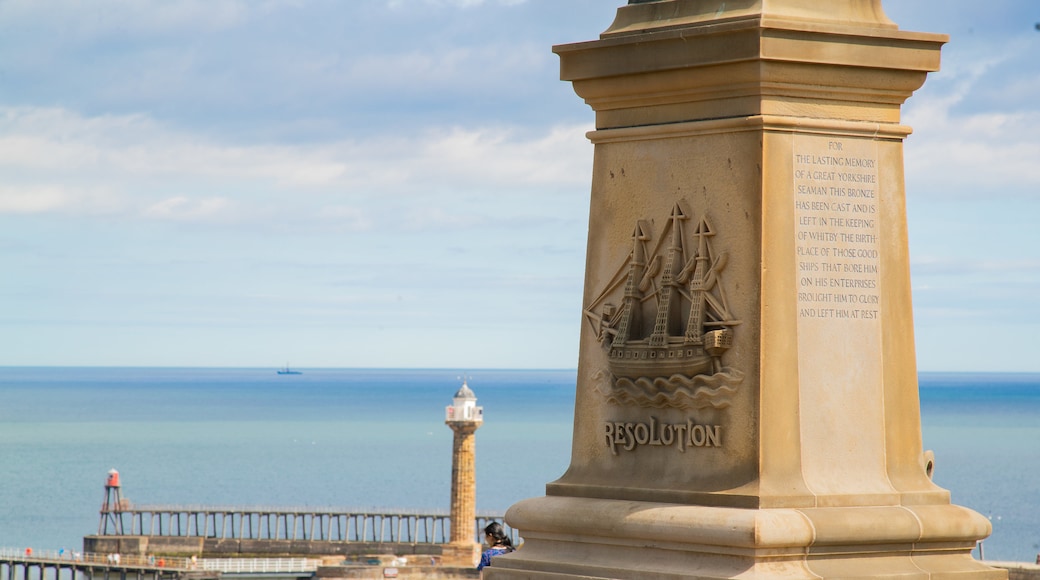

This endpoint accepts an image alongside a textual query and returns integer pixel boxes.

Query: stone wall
[84,535,203,556]
[992,562,1040,580]
[84,535,443,558]
[203,539,442,558]
[317,565,478,580]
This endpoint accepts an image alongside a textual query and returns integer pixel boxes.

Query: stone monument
[443,380,483,567]
[487,1,1005,578]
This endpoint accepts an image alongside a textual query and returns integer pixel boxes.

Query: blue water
[0,368,1036,562]
[918,372,1040,562]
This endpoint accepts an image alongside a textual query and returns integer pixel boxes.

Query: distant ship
[276,364,302,375]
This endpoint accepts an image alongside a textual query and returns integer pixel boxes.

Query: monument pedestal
[498,498,994,579]
[487,2,1004,578]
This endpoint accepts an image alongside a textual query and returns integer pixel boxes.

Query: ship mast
[684,217,714,344]
[649,203,689,347]
[611,222,649,348]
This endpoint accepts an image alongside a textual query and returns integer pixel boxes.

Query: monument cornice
[554,18,947,127]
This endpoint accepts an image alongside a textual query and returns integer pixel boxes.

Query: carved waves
[594,368,743,410]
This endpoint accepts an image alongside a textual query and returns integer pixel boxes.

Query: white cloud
[401,206,483,231]
[906,107,1040,196]
[411,125,591,188]
[0,184,123,215]
[0,105,592,227]
[308,41,549,102]
[0,186,69,214]
[314,206,374,232]
[143,196,235,222]
[903,37,1040,199]
[0,106,353,191]
[0,0,296,38]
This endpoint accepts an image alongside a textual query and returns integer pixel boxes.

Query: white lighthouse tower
[444,379,483,565]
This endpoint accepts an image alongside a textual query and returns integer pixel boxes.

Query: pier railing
[0,549,321,577]
[196,558,319,574]
[0,548,190,570]
[98,506,513,545]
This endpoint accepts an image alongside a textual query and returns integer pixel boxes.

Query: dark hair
[484,522,514,551]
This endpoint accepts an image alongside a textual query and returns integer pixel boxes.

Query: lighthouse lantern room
[445,380,483,423]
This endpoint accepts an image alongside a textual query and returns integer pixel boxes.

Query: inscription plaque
[792,134,886,491]
[794,137,881,321]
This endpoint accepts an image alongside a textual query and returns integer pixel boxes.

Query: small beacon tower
[444,380,483,565]
[98,469,127,535]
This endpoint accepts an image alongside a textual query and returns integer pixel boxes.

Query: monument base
[485,496,1004,579]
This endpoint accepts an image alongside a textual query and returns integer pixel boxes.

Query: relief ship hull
[607,342,713,380]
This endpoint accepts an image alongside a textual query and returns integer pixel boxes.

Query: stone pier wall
[317,564,478,580]
[83,535,443,558]
[993,562,1040,580]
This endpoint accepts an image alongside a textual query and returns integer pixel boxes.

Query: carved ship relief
[585,200,743,410]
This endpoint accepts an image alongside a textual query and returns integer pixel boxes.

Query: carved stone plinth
[486,1,1004,578]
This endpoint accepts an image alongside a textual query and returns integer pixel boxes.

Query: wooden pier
[97,505,508,545]
[88,506,512,559]
[97,505,506,545]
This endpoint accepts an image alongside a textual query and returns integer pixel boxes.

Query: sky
[0,0,1037,371]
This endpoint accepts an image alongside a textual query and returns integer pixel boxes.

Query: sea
[0,368,1037,563]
